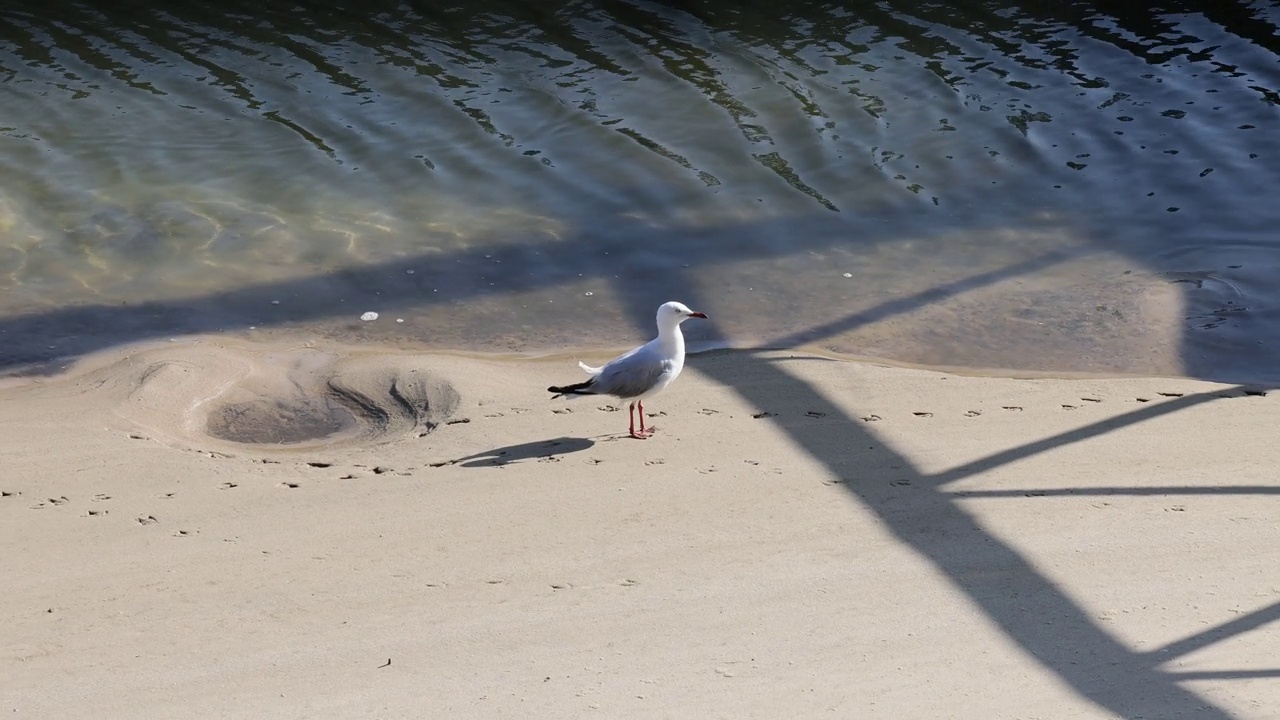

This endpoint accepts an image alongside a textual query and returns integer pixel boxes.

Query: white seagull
[548,301,708,439]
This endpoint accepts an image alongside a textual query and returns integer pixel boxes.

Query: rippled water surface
[3,1,1280,380]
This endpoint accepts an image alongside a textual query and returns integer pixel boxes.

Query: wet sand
[2,336,1277,718]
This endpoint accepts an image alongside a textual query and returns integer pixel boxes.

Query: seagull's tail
[548,379,595,398]
[578,360,603,376]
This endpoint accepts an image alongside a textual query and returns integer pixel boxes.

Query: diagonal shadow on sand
[619,266,1272,717]
[695,350,1251,719]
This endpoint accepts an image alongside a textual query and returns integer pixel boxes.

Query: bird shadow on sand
[446,436,595,468]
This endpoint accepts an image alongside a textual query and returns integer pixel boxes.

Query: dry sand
[2,336,1278,718]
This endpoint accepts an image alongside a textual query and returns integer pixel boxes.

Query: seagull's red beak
[690,311,708,319]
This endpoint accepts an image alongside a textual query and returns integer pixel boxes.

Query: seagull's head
[658,301,708,326]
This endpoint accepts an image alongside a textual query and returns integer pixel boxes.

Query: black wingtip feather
[548,379,595,397]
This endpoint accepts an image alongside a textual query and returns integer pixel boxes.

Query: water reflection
[1,1,1279,379]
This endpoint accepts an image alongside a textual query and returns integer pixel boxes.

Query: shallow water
[2,1,1280,381]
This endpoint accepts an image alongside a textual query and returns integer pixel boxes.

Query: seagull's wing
[579,340,647,377]
[592,345,673,399]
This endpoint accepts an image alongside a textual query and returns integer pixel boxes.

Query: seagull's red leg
[629,401,649,439]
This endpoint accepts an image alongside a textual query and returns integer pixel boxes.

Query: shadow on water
[0,209,1085,376]
[7,0,1280,382]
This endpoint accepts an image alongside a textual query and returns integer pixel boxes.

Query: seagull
[548,301,708,439]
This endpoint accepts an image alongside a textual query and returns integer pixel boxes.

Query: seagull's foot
[633,425,658,439]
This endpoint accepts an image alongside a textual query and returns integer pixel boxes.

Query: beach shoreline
[3,336,1277,718]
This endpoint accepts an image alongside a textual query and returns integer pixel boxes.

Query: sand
[2,336,1278,718]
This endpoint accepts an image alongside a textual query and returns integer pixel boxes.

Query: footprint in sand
[1081,397,1102,403]
[698,409,720,416]
[1218,389,1268,398]
[964,410,982,417]
[137,515,158,525]
[1157,392,1184,398]
[280,482,300,489]
[1002,406,1023,411]
[92,494,111,501]
[860,414,881,422]
[1062,404,1078,410]
[644,459,666,466]
[912,412,933,418]
[806,411,827,419]
[219,482,238,490]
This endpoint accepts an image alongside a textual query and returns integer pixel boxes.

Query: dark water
[3,1,1280,381]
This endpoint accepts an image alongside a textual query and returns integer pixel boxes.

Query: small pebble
[842,272,852,278]
[396,318,404,323]
[271,300,280,305]
[361,312,379,321]
[585,291,594,296]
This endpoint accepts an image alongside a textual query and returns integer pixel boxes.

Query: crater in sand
[205,396,357,445]
[103,343,461,451]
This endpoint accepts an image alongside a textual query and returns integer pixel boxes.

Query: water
[3,1,1280,381]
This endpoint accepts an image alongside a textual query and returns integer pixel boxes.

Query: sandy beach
[3,336,1278,718]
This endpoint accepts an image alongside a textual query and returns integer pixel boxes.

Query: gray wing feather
[593,350,672,399]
